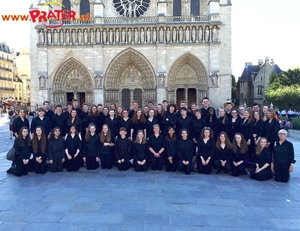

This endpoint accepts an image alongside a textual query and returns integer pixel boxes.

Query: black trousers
[165,157,177,172]
[14,157,29,177]
[274,162,290,183]
[86,156,99,170]
[134,161,148,172]
[250,166,272,181]
[177,160,192,175]
[197,156,213,174]
[49,152,64,172]
[116,160,130,171]
[34,156,48,174]
[232,162,246,176]
[65,154,81,172]
[100,153,112,169]
[213,160,231,172]
[150,154,164,170]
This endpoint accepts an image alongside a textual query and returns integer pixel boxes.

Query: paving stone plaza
[0,115,299,231]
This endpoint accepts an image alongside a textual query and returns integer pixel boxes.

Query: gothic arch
[105,48,156,90]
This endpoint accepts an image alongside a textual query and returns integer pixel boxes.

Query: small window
[62,0,71,11]
[258,86,263,96]
[173,0,182,16]
[191,0,200,16]
[80,0,90,16]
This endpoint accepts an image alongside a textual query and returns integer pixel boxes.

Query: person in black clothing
[31,107,52,137]
[118,109,131,138]
[87,105,101,134]
[132,130,148,172]
[200,97,210,120]
[191,109,206,155]
[72,99,82,115]
[176,107,192,137]
[197,127,215,174]
[48,127,65,172]
[251,111,265,162]
[224,100,234,119]
[100,106,109,127]
[148,124,165,170]
[250,137,272,181]
[105,109,119,140]
[175,100,192,117]
[65,109,82,136]
[64,125,82,172]
[265,108,280,153]
[99,124,115,169]
[83,123,100,170]
[213,132,232,174]
[143,105,149,120]
[79,103,89,139]
[162,104,177,136]
[177,129,193,175]
[146,109,159,138]
[129,100,139,118]
[32,126,48,174]
[217,108,229,136]
[165,127,177,172]
[63,102,73,118]
[51,105,67,137]
[12,127,31,176]
[117,105,123,119]
[115,127,132,171]
[240,108,254,160]
[43,101,54,119]
[130,109,147,141]
[227,108,241,142]
[13,108,30,138]
[272,129,296,183]
[232,133,248,176]
[155,104,164,126]
[205,107,218,138]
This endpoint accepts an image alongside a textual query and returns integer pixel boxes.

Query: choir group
[8,97,296,183]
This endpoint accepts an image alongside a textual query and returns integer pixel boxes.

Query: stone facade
[30,0,232,110]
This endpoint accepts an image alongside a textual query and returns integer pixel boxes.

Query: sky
[0,0,299,78]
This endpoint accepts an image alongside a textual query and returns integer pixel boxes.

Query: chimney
[265,56,269,64]
[258,59,263,65]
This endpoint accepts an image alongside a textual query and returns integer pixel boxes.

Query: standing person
[227,108,241,142]
[130,109,147,141]
[240,108,254,159]
[13,108,30,138]
[118,109,131,138]
[72,99,82,115]
[8,110,16,139]
[65,109,82,136]
[162,100,168,111]
[116,106,123,119]
[31,107,52,137]
[143,105,149,120]
[146,109,159,138]
[79,103,89,140]
[51,105,67,137]
[231,133,248,177]
[205,107,218,138]
[100,106,109,126]
[191,109,206,155]
[200,97,210,120]
[252,111,265,160]
[87,105,101,134]
[48,127,65,172]
[83,123,100,170]
[64,125,82,172]
[115,127,132,171]
[97,104,103,115]
[165,126,177,172]
[265,108,280,154]
[148,124,165,170]
[12,127,31,176]
[197,127,215,174]
[63,102,73,118]
[132,130,148,172]
[250,137,272,181]
[224,101,234,119]
[262,105,269,121]
[99,124,115,169]
[217,107,229,136]
[238,105,245,119]
[155,103,164,126]
[177,129,193,175]
[129,100,139,118]
[162,103,177,136]
[176,107,192,137]
[43,101,54,119]
[272,129,296,183]
[105,109,119,140]
[31,126,48,174]
[213,132,232,174]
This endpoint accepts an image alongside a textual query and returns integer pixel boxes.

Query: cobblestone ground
[0,114,299,231]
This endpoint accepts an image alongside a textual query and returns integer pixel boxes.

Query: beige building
[236,57,282,106]
[30,0,232,110]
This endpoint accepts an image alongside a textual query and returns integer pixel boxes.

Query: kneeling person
[115,127,132,171]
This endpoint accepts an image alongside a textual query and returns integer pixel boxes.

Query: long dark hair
[232,133,247,154]
[165,127,177,141]
[17,126,31,147]
[32,126,47,154]
[49,127,61,140]
[100,124,111,143]
[216,132,232,149]
[88,105,99,117]
[132,108,146,124]
[85,123,96,141]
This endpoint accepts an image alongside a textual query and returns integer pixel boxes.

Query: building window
[62,0,71,11]
[19,85,21,91]
[173,0,181,16]
[80,0,90,16]
[258,86,263,96]
[241,93,243,99]
[191,0,200,16]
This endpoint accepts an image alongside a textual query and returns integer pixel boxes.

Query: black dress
[177,138,193,175]
[228,117,241,142]
[115,137,132,171]
[64,134,82,171]
[213,146,232,173]
[99,135,115,169]
[48,136,65,172]
[132,142,148,172]
[176,116,192,137]
[13,138,31,176]
[13,116,30,136]
[148,134,165,170]
[65,118,82,135]
[32,139,48,174]
[31,116,52,136]
[130,119,147,140]
[250,148,272,181]
[51,113,67,136]
[197,138,215,174]
[162,111,177,136]
[165,136,177,172]
[83,134,100,170]
[146,117,159,138]
[232,146,248,176]
[265,119,280,152]
[118,118,131,138]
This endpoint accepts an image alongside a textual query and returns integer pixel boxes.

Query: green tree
[269,68,300,88]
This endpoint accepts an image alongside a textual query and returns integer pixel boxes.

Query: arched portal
[52,58,94,106]
[105,48,156,108]
[168,52,208,108]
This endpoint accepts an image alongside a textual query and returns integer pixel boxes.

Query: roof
[273,64,282,74]
[239,65,260,81]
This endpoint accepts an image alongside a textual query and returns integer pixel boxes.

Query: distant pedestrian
[8,110,16,139]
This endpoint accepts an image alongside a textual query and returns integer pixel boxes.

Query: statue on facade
[90,29,94,44]
[115,29,119,44]
[72,29,77,44]
[78,29,82,44]
[191,27,196,42]
[210,72,219,87]
[84,29,88,44]
[178,27,183,42]
[121,29,126,43]
[103,29,107,44]
[159,27,164,43]
[199,26,203,42]
[185,27,190,42]
[213,26,219,42]
[39,30,44,44]
[134,28,139,43]
[109,29,114,44]
[205,27,210,42]
[127,28,132,43]
[47,30,52,44]
[96,29,100,43]
[66,30,70,44]
[95,74,103,89]
[39,75,46,89]
[140,28,144,43]
[146,28,151,43]
[172,27,177,43]
[152,28,157,43]
[157,73,166,88]
[166,27,170,43]
[54,30,58,44]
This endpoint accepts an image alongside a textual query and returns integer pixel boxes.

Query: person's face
[144,107,149,114]
[67,104,73,110]
[209,109,214,115]
[109,110,115,117]
[137,132,144,140]
[89,126,96,133]
[70,126,76,133]
[137,110,142,117]
[73,101,78,108]
[119,130,127,137]
[157,105,162,112]
[163,102,168,108]
[117,107,123,114]
[97,106,103,112]
[38,111,45,117]
[219,109,225,117]
[103,107,108,114]
[71,110,77,117]
[181,130,188,139]
[226,104,232,111]
[83,105,88,112]
[202,99,209,107]
[253,105,260,112]
[235,134,242,143]
[122,110,128,118]
[180,103,186,108]
[54,129,60,137]
[169,106,175,113]
[102,125,108,133]
[181,109,187,116]
[220,134,226,142]
[149,110,155,117]
[19,110,25,117]
[55,107,62,114]
[35,127,42,136]
[260,139,267,148]
[254,112,260,120]
[22,129,28,138]
[239,107,245,115]
[110,104,116,110]
[148,103,154,109]
[168,128,175,136]
[195,111,201,119]
[243,110,249,119]
[204,130,210,137]
[266,111,272,119]
[153,126,160,134]
[191,104,197,111]
[263,106,268,114]
[231,110,238,118]
[92,106,97,113]
[43,102,50,110]
[133,102,138,109]
[278,133,286,140]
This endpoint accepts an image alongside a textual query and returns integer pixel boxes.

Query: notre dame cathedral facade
[30,0,232,110]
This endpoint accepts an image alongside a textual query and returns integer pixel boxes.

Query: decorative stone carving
[90,29,94,44]
[146,28,151,43]
[166,27,170,43]
[72,29,77,44]
[103,29,107,44]
[152,28,157,43]
[199,26,203,42]
[95,74,103,89]
[66,30,70,44]
[191,27,196,42]
[185,27,190,43]
[96,29,100,43]
[213,26,219,42]
[84,29,89,44]
[47,30,52,44]
[157,73,166,88]
[39,30,44,44]
[210,72,219,87]
[115,28,119,44]
[39,75,46,89]
[54,30,58,44]
[109,29,114,44]
[134,28,139,43]
[140,28,145,43]
[159,27,164,43]
[172,27,177,43]
[179,27,183,43]
[121,28,126,43]
[127,28,132,43]
[78,29,82,44]
[205,26,210,42]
